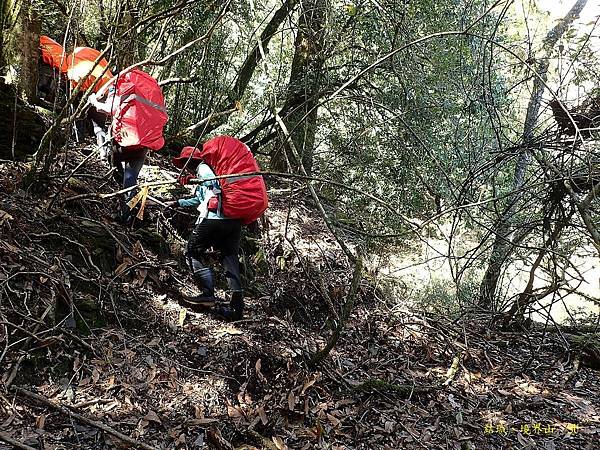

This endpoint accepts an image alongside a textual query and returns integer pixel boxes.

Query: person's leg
[123,150,147,201]
[120,150,147,224]
[215,220,244,319]
[184,220,218,303]
[220,220,242,291]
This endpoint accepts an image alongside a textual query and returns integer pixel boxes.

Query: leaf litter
[0,153,599,449]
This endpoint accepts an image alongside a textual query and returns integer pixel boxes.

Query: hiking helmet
[172,146,203,169]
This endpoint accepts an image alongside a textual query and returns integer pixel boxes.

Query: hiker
[88,69,168,225]
[166,146,244,320]
[166,137,268,320]
[38,36,67,104]
[88,87,147,224]
[66,46,114,141]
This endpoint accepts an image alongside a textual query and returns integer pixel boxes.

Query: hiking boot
[184,268,216,305]
[182,293,217,306]
[214,290,244,321]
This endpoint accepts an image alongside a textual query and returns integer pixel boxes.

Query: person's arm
[174,182,209,208]
[177,195,201,208]
[88,92,117,115]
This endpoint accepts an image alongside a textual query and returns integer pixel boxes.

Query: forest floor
[0,146,599,450]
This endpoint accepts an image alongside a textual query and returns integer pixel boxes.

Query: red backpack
[107,69,168,151]
[200,136,268,224]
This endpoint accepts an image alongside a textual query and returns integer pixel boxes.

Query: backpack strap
[120,93,167,113]
[211,185,222,216]
[224,174,262,184]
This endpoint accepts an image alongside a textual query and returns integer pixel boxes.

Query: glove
[165,200,179,208]
[178,174,195,186]
[87,92,98,107]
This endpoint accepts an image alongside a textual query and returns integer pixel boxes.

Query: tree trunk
[272,0,327,175]
[0,0,7,73]
[185,0,299,138]
[479,0,588,308]
[2,0,40,102]
[116,0,139,68]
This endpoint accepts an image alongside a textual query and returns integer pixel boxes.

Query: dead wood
[566,333,600,368]
[11,387,158,450]
[550,97,600,138]
[0,432,37,450]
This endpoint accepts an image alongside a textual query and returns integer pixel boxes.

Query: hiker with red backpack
[88,68,168,224]
[166,136,268,320]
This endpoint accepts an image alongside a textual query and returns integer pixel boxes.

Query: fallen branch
[0,432,36,450]
[60,170,419,232]
[11,387,158,450]
[4,304,53,389]
[567,333,600,368]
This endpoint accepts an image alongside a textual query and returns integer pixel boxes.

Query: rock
[0,79,47,160]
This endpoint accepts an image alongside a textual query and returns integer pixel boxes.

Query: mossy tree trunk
[2,0,40,102]
[271,0,327,175]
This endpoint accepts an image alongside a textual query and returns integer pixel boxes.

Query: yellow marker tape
[127,185,150,220]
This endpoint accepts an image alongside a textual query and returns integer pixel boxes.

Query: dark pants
[110,148,146,222]
[112,149,147,200]
[186,219,242,291]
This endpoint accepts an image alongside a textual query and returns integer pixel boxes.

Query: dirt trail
[0,150,599,449]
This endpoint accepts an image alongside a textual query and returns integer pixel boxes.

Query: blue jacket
[177,163,225,221]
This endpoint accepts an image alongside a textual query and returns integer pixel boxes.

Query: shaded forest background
[1,0,600,449]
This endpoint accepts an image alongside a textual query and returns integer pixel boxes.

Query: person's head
[172,146,203,173]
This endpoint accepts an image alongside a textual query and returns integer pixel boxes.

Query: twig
[11,387,158,450]
[80,217,135,259]
[4,304,53,389]
[0,432,36,450]
[47,149,98,210]
[73,398,115,409]
[350,379,436,397]
[310,257,363,366]
[58,327,96,353]
[60,171,419,231]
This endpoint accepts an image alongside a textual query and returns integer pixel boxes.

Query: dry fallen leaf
[327,413,341,427]
[35,414,46,430]
[144,410,162,424]
[115,259,131,276]
[256,359,267,383]
[147,337,160,347]
[301,377,317,395]
[0,209,13,226]
[187,418,219,425]
[288,391,295,411]
[132,268,148,286]
[227,405,245,419]
[178,308,187,327]
[272,436,287,450]
[217,326,243,336]
[257,405,268,425]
